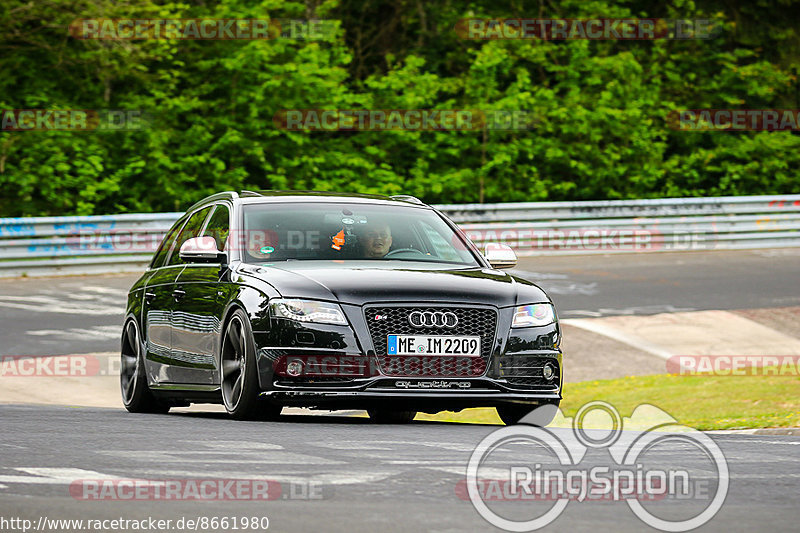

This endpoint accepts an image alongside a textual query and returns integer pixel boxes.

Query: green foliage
[1,0,799,215]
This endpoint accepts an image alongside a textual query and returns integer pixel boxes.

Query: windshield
[240,202,479,266]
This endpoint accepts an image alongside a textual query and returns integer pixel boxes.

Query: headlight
[512,303,556,328]
[269,299,347,325]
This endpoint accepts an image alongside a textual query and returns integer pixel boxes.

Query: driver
[360,222,393,258]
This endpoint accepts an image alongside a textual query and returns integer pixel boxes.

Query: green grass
[415,371,800,430]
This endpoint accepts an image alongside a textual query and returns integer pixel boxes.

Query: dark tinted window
[203,205,230,251]
[150,216,188,269]
[166,207,212,266]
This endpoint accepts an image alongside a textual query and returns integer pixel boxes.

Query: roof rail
[186,191,239,212]
[391,194,425,205]
[240,190,264,198]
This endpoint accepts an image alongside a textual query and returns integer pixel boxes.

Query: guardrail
[1,194,799,277]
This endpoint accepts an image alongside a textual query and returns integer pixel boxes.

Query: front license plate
[387,335,480,356]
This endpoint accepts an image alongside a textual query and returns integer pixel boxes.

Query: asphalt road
[0,404,798,532]
[0,249,798,356]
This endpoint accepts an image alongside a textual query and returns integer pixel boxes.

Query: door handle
[144,292,156,303]
[172,289,186,301]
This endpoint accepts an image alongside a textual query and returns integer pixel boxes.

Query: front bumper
[260,378,561,412]
[253,304,563,412]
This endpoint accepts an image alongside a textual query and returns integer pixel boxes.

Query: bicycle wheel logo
[463,401,729,532]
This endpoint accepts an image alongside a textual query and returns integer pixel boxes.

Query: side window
[150,216,188,269]
[203,205,230,251]
[165,207,213,266]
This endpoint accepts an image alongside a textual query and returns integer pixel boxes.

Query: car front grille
[498,355,560,390]
[364,306,497,377]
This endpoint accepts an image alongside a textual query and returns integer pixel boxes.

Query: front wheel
[120,320,169,414]
[220,309,278,420]
[368,409,417,424]
[496,402,560,426]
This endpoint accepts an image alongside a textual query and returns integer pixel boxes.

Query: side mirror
[484,243,517,269]
[179,236,225,263]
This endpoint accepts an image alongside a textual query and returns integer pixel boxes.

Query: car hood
[240,261,549,307]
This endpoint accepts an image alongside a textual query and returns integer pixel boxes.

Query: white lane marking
[0,296,122,316]
[140,469,395,486]
[0,467,118,485]
[99,450,344,465]
[562,318,675,359]
[539,281,599,295]
[714,439,800,446]
[755,249,800,258]
[82,286,130,296]
[66,294,99,300]
[326,440,478,452]
[425,466,467,476]
[561,304,695,318]
[183,441,284,451]
[511,270,569,280]
[386,460,469,465]
[26,326,120,340]
[0,283,126,316]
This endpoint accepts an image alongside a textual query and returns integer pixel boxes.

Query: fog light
[542,363,556,381]
[286,360,304,377]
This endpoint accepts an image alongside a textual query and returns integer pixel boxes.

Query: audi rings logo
[408,311,458,328]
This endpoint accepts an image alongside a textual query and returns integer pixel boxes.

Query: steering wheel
[384,247,426,258]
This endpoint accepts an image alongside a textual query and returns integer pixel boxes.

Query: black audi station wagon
[121,191,562,424]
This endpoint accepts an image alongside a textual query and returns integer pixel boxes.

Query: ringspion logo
[464,402,729,531]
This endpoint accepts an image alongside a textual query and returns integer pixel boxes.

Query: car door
[141,215,187,384]
[170,203,231,385]
[151,206,212,384]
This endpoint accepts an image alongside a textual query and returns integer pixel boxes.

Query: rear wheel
[220,309,280,420]
[120,320,169,414]
[368,409,417,424]
[496,402,559,426]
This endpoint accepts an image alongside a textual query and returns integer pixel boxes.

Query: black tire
[120,320,170,414]
[220,309,278,420]
[496,401,560,426]
[368,409,417,424]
